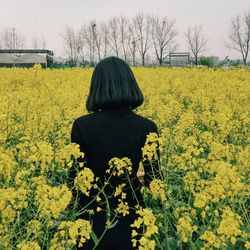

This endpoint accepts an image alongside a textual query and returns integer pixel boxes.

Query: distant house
[0,49,54,68]
[0,54,17,67]
[168,52,190,67]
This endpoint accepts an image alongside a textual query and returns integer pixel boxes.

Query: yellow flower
[96,207,102,212]
[131,217,143,229]
[201,210,206,218]
[116,201,129,216]
[35,184,72,219]
[114,183,126,197]
[244,241,250,249]
[96,195,101,202]
[177,214,197,243]
[131,207,158,249]
[49,219,92,249]
[149,179,166,201]
[26,220,42,236]
[200,230,222,249]
[142,132,159,161]
[74,167,95,196]
[17,241,41,250]
[132,229,138,237]
[216,206,242,240]
[107,157,133,176]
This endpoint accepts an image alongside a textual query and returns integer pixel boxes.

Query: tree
[226,11,250,65]
[199,56,214,67]
[108,17,121,57]
[0,27,25,49]
[100,22,110,58]
[83,20,104,63]
[128,25,140,66]
[118,15,131,62]
[151,15,178,65]
[31,37,39,49]
[61,25,79,66]
[76,26,86,65]
[132,12,152,66]
[93,22,103,62]
[80,21,97,65]
[184,25,208,65]
[31,37,46,49]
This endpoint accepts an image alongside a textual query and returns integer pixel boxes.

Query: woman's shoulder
[132,112,158,131]
[73,112,97,126]
[73,110,158,132]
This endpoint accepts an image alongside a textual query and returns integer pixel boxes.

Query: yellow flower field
[0,65,249,249]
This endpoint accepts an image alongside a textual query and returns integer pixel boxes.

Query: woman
[69,56,160,249]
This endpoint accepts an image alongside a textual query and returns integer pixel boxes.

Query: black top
[69,106,160,250]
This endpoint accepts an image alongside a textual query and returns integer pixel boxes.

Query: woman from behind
[69,56,160,249]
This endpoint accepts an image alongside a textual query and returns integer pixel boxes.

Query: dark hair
[86,56,144,112]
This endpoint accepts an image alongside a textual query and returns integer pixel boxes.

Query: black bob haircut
[86,56,144,112]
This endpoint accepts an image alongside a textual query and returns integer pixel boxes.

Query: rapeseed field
[0,65,249,249]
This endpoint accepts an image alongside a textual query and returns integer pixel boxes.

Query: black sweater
[69,106,160,250]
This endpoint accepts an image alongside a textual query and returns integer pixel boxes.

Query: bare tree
[226,11,250,65]
[108,17,121,57]
[128,25,139,66]
[118,15,131,62]
[151,15,178,65]
[75,28,85,64]
[132,12,152,66]
[81,21,97,64]
[31,37,39,49]
[40,37,46,50]
[61,25,78,66]
[0,27,25,49]
[100,22,110,58]
[92,21,103,62]
[31,37,47,49]
[184,25,208,65]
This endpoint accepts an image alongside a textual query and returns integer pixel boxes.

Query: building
[0,49,54,68]
[0,54,17,67]
[168,52,190,67]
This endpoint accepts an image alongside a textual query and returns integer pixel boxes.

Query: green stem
[125,170,140,205]
[75,168,115,217]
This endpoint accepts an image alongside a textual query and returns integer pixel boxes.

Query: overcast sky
[1,0,249,60]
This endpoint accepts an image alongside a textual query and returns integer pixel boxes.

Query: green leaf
[163,237,178,250]
[106,219,119,229]
[91,231,99,245]
[195,239,203,249]
[242,225,250,233]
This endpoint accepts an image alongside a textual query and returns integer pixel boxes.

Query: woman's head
[86,56,144,112]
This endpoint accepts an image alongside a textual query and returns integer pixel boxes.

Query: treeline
[61,13,178,67]
[0,10,250,66]
[0,28,46,51]
[60,10,250,67]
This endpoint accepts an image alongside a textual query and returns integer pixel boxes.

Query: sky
[0,0,249,60]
